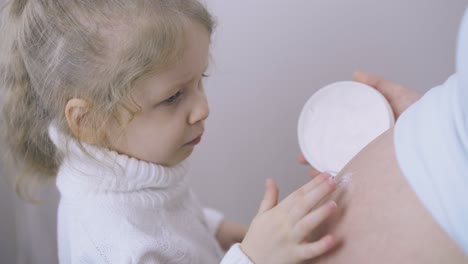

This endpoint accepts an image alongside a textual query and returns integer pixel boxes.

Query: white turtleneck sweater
[49,126,252,263]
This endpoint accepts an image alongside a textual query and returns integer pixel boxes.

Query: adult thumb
[257,179,279,215]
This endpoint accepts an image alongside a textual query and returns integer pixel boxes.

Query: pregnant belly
[310,128,466,263]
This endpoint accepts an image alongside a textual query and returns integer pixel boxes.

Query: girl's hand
[216,219,248,251]
[240,173,338,264]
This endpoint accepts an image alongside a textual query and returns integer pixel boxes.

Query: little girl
[0,0,338,263]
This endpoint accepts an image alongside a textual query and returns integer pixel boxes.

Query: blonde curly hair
[0,0,215,198]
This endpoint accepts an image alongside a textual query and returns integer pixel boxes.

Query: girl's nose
[188,92,210,125]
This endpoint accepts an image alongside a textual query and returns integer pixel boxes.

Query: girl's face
[109,22,211,166]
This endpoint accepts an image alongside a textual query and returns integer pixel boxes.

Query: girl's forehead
[153,23,211,81]
[132,22,211,98]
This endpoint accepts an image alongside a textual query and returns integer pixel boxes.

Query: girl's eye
[163,91,182,105]
[202,73,209,78]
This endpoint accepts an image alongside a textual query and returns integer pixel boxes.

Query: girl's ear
[65,98,95,142]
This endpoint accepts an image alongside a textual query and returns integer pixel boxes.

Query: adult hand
[353,71,422,119]
[298,71,423,176]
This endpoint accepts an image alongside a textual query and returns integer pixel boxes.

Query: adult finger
[298,153,321,177]
[354,71,405,97]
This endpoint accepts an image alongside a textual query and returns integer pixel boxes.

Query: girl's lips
[186,134,202,145]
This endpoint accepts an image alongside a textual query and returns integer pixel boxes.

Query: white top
[394,8,468,255]
[298,81,394,175]
[49,126,253,263]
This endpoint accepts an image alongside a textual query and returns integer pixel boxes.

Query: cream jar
[298,81,395,176]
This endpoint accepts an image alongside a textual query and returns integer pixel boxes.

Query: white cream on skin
[338,172,353,193]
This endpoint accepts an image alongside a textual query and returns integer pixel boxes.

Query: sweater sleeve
[203,209,255,263]
[203,207,225,237]
[220,243,254,264]
[393,8,468,255]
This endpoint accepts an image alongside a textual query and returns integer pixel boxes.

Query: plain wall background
[0,0,467,263]
[190,0,467,225]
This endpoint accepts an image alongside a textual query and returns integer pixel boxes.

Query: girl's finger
[308,167,321,177]
[292,201,337,242]
[301,173,334,194]
[257,179,279,215]
[288,179,336,224]
[281,173,331,209]
[297,234,337,260]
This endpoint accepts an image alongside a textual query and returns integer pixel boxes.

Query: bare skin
[216,219,247,251]
[309,128,466,263]
[300,72,467,263]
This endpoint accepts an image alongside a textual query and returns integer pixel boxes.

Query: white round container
[298,81,395,176]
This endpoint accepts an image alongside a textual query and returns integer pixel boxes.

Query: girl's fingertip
[309,168,322,178]
[318,172,330,181]
[323,235,336,249]
[327,176,337,187]
[266,178,277,189]
[328,200,338,210]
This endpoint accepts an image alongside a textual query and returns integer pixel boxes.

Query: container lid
[297,81,395,176]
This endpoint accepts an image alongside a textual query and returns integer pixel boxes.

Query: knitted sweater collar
[49,125,190,196]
